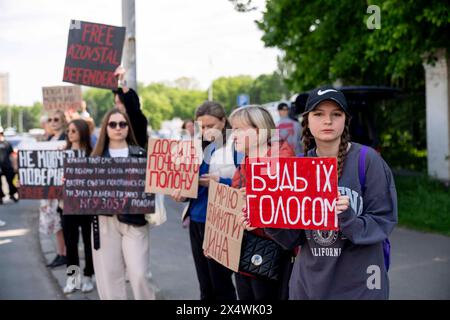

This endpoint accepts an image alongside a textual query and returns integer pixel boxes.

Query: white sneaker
[63,277,77,294]
[0,220,6,227]
[81,276,95,293]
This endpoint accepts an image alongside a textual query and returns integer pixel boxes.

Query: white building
[0,73,9,105]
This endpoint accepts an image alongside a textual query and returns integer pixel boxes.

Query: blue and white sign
[237,94,250,107]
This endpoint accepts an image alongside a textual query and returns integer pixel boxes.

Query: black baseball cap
[277,102,289,110]
[304,86,349,114]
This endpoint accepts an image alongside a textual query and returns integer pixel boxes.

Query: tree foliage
[257,0,449,91]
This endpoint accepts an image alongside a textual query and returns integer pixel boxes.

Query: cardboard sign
[42,85,82,112]
[63,157,155,214]
[145,138,201,199]
[246,157,338,230]
[18,148,82,199]
[63,20,126,89]
[203,180,245,272]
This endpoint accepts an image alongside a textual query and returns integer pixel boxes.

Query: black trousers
[235,253,294,300]
[61,213,94,277]
[189,220,237,301]
[0,166,17,198]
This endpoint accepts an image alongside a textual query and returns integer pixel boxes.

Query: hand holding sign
[170,189,187,203]
[336,192,350,215]
[114,66,126,81]
[239,205,256,232]
[199,174,219,188]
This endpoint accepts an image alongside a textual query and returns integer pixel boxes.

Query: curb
[38,222,163,300]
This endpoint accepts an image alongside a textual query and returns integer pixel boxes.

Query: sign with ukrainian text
[145,138,201,199]
[203,180,245,272]
[246,157,338,230]
[63,157,155,214]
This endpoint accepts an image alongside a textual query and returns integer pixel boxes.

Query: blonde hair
[229,105,276,153]
[229,105,276,143]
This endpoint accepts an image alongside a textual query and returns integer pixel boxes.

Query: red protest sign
[145,138,201,199]
[63,20,126,89]
[246,157,338,230]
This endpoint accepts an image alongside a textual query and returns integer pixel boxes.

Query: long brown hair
[195,101,231,146]
[65,119,93,155]
[301,113,351,178]
[91,108,138,156]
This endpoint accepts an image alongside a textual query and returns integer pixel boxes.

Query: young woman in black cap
[250,86,398,299]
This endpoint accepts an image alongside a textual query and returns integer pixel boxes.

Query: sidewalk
[3,195,448,299]
[40,196,450,300]
[39,223,163,300]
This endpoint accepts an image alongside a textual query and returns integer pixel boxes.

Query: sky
[0,0,280,106]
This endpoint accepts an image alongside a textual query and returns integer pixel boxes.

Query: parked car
[262,86,400,151]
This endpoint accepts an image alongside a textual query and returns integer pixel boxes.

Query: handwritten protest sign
[246,157,338,230]
[145,138,201,199]
[18,142,81,199]
[63,20,126,89]
[42,85,82,112]
[203,180,245,272]
[63,157,155,215]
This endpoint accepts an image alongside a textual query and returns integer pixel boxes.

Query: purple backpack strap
[358,146,368,193]
[358,145,391,272]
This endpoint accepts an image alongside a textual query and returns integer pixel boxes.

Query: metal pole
[7,106,11,128]
[208,56,213,101]
[122,0,137,92]
[19,109,23,133]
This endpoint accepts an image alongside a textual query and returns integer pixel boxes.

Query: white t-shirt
[109,147,129,158]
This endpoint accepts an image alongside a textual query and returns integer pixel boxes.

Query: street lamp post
[122,0,137,92]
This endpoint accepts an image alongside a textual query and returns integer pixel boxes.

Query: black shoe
[0,198,3,205]
[10,195,18,203]
[46,255,67,268]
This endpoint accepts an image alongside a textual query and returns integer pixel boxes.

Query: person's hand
[170,189,186,202]
[114,66,126,81]
[198,174,218,187]
[239,204,256,231]
[336,192,350,215]
[239,187,246,202]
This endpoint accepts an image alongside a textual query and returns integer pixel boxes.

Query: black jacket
[92,145,147,250]
[113,88,148,149]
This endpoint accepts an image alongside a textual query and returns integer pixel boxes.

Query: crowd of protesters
[0,65,397,300]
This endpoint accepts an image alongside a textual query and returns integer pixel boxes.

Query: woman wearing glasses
[41,110,68,268]
[90,108,154,300]
[61,119,95,293]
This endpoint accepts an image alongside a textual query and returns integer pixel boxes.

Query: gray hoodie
[265,142,398,299]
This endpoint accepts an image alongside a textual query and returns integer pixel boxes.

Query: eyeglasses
[108,121,128,129]
[67,129,78,134]
[48,118,60,123]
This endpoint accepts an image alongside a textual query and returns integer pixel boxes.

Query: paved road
[1,196,449,299]
[0,199,64,299]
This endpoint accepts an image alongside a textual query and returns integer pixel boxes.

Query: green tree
[83,88,113,125]
[0,103,42,132]
[212,75,254,113]
[140,87,173,130]
[257,0,449,91]
[250,71,291,103]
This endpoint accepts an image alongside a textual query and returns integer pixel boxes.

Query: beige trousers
[92,215,155,300]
